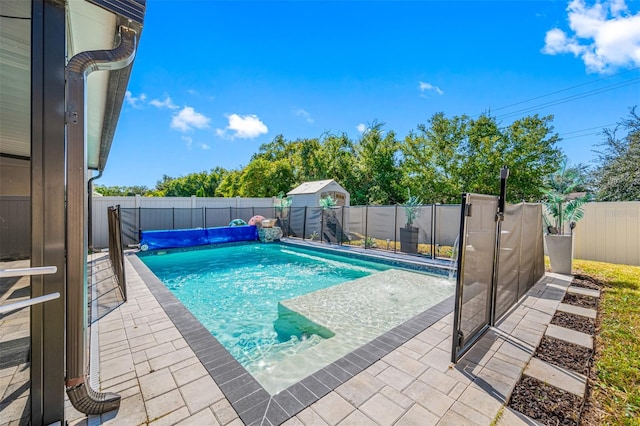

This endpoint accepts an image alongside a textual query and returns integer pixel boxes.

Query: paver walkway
[64,253,574,425]
[501,280,598,423]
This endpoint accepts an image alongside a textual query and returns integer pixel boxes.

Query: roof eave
[87,1,145,171]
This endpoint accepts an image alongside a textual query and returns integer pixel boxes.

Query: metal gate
[451,193,499,362]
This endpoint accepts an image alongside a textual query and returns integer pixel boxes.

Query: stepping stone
[557,303,597,319]
[523,357,586,397]
[546,273,574,284]
[567,286,600,298]
[545,324,593,349]
[497,406,543,426]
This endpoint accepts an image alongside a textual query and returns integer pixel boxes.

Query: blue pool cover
[140,226,258,250]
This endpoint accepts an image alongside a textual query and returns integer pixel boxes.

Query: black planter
[400,226,419,254]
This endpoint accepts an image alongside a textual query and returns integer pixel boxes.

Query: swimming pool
[139,243,455,393]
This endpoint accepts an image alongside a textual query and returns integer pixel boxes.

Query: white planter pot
[544,234,573,275]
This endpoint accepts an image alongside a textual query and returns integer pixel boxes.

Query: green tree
[401,113,469,203]
[401,113,562,203]
[499,114,563,201]
[215,169,243,197]
[238,158,295,197]
[154,167,228,197]
[252,134,296,162]
[595,107,640,201]
[353,122,403,205]
[94,185,151,196]
[320,133,358,192]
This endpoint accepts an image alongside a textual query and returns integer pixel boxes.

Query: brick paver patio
[59,252,573,426]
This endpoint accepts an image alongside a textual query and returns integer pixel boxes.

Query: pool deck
[59,249,574,426]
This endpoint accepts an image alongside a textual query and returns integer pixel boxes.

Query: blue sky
[103,0,640,188]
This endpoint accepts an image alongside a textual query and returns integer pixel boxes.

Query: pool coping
[128,249,454,425]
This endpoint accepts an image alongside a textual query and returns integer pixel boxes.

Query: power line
[560,132,603,141]
[488,66,639,114]
[495,77,640,120]
[560,123,616,136]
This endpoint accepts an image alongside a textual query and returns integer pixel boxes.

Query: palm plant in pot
[400,190,421,254]
[541,160,591,274]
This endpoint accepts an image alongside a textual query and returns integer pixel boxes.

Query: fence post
[490,166,509,326]
[137,207,141,243]
[340,206,345,246]
[302,206,308,240]
[136,194,142,243]
[320,209,324,243]
[431,204,438,258]
[394,205,398,253]
[172,207,175,230]
[364,205,369,249]
[202,207,205,228]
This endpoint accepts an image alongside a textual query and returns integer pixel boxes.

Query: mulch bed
[534,336,593,375]
[508,375,582,425]
[562,292,598,309]
[570,274,604,290]
[551,310,595,335]
[508,273,603,425]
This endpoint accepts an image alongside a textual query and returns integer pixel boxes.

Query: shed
[287,179,350,207]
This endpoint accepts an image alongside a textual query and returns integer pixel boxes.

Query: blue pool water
[139,244,390,366]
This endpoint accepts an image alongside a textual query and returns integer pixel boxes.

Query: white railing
[0,266,60,315]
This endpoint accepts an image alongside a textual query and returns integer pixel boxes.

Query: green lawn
[573,259,640,425]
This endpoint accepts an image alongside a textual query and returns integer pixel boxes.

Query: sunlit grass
[573,259,640,425]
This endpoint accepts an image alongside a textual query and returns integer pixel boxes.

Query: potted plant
[541,161,590,274]
[400,190,421,254]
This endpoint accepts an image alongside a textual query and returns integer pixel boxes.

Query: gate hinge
[457,330,464,348]
[66,110,78,125]
[464,204,472,217]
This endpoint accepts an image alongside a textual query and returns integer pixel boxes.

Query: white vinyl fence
[574,201,640,266]
[92,196,275,248]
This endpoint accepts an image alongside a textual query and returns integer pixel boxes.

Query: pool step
[274,304,335,341]
[249,269,454,394]
[278,269,453,339]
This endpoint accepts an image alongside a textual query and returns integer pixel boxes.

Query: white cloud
[124,91,147,108]
[150,95,179,110]
[418,81,444,95]
[181,136,193,149]
[356,123,367,133]
[216,114,268,139]
[171,106,211,132]
[542,0,640,73]
[200,143,210,150]
[294,108,314,124]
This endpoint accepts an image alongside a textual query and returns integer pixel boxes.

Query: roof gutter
[65,25,137,415]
